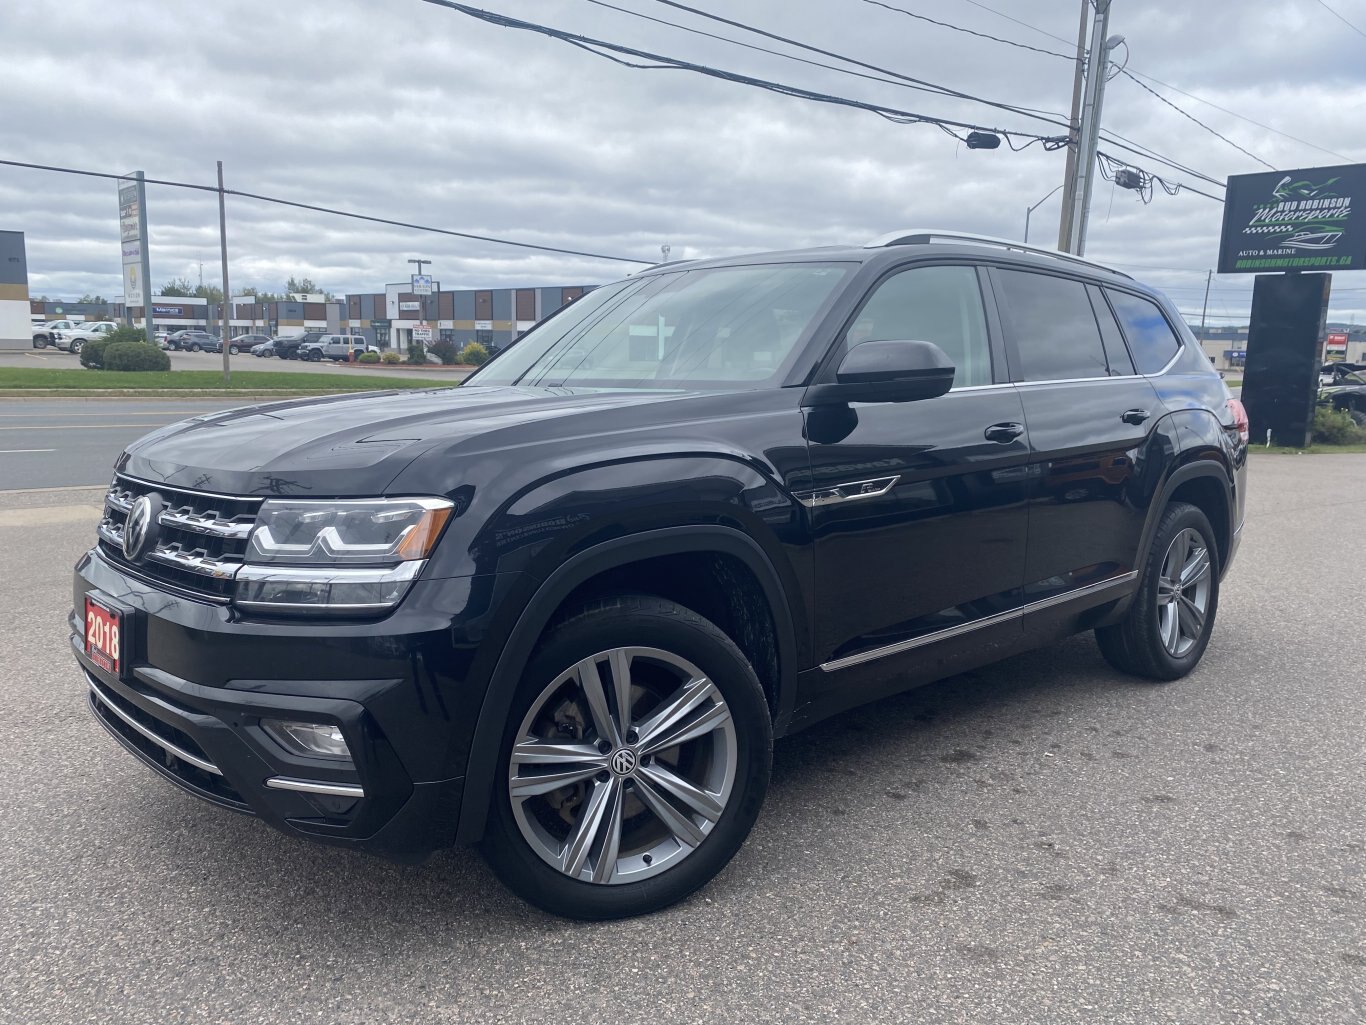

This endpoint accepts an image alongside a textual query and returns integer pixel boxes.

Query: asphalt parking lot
[2,451,1363,1024]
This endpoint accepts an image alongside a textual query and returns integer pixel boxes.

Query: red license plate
[84,596,123,676]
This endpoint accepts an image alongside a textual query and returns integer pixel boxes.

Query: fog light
[263,720,352,761]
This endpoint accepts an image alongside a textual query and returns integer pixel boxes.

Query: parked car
[1319,367,1366,423]
[73,230,1247,920]
[251,340,276,357]
[206,334,269,355]
[1320,362,1365,386]
[270,332,324,360]
[32,320,83,348]
[299,334,378,362]
[165,330,218,352]
[54,321,117,353]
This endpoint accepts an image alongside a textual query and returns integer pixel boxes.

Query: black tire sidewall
[482,596,772,920]
[1129,502,1220,679]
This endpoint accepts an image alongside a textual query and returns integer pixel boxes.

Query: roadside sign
[412,321,433,343]
[411,274,433,296]
[1219,163,1366,273]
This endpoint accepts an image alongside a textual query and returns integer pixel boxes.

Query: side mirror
[804,339,956,406]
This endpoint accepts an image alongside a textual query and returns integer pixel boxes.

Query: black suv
[271,332,324,360]
[72,231,1247,919]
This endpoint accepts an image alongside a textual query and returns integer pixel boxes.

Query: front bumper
[70,547,509,862]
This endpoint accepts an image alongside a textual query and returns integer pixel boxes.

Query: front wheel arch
[454,525,799,844]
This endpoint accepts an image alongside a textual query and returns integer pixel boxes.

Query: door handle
[984,421,1025,443]
[1120,408,1151,425]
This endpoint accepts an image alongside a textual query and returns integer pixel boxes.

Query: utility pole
[1198,269,1213,342]
[1063,1,1121,256]
[1056,0,1091,250]
[217,161,231,385]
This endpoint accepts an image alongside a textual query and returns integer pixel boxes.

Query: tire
[482,595,772,920]
[229,345,240,355]
[69,340,82,354]
[33,336,46,349]
[1096,501,1219,681]
[189,343,201,352]
[308,349,322,362]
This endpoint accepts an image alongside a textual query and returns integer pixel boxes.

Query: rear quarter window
[1105,289,1182,375]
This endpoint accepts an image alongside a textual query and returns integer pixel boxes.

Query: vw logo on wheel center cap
[610,748,638,776]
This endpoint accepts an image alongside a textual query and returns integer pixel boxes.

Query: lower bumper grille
[85,672,247,808]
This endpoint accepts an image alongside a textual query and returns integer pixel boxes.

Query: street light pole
[1025,185,1064,244]
[217,160,231,385]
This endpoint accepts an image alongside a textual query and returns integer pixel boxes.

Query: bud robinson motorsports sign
[1218,163,1366,273]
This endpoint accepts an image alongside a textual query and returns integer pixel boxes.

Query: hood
[118,385,701,497]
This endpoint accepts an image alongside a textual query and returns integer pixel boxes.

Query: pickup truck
[299,334,378,362]
[32,320,84,348]
[54,322,117,354]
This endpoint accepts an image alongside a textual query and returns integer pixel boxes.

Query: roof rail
[863,228,1131,278]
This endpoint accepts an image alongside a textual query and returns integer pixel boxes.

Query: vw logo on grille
[123,493,163,564]
[610,748,638,776]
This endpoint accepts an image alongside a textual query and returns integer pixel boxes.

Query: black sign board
[1218,163,1366,274]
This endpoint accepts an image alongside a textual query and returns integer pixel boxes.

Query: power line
[950,0,1076,47]
[1097,134,1225,188]
[1118,70,1274,170]
[639,0,1072,125]
[575,0,1057,109]
[856,0,1075,61]
[1312,0,1366,39]
[418,0,1073,141]
[0,158,654,265]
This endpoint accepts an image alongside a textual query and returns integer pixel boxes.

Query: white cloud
[1,0,1364,320]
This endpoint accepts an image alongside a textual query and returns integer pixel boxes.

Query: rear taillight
[1227,398,1250,443]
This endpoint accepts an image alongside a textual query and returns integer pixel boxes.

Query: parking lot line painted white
[0,449,57,454]
[0,483,105,495]
[0,411,206,417]
[24,352,49,360]
[0,504,104,526]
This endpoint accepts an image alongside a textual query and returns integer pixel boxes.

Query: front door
[805,263,1031,676]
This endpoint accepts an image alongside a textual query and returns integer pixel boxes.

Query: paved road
[2,456,1364,1024]
[3,346,471,383]
[0,399,258,490]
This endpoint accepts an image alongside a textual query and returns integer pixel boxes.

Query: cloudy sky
[3,0,1365,324]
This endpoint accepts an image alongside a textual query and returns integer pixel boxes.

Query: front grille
[98,475,263,601]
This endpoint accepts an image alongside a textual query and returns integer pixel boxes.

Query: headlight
[246,497,452,565]
[235,497,453,615]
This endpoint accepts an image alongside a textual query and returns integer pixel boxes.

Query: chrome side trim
[264,777,366,799]
[86,673,223,776]
[1014,374,1143,387]
[819,571,1139,672]
[795,475,900,509]
[146,545,241,580]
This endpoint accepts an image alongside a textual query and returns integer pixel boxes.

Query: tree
[192,284,224,304]
[160,277,193,297]
[284,276,335,301]
[78,294,108,304]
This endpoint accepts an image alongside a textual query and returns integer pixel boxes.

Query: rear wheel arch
[454,525,800,844]
[1138,460,1233,579]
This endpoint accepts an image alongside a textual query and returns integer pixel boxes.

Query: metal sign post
[217,161,231,385]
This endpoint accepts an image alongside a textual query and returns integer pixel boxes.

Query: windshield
[1329,371,1366,385]
[467,262,853,390]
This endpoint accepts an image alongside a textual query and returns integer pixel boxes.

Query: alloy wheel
[1156,527,1212,657]
[508,646,737,886]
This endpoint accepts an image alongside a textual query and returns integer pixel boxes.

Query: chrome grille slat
[99,475,264,600]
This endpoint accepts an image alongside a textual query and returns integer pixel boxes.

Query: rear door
[989,266,1166,603]
[806,261,1031,674]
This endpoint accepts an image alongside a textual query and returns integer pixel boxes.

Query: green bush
[1312,404,1366,445]
[357,351,381,364]
[380,351,402,364]
[429,339,459,365]
[458,342,489,366]
[79,338,111,369]
[102,342,172,372]
[406,341,427,365]
[105,325,148,346]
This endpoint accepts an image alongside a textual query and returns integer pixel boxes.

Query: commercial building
[1,231,32,351]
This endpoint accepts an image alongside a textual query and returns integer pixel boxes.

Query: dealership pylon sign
[117,172,153,322]
[1218,163,1366,273]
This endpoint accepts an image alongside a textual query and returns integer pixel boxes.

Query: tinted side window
[995,269,1108,382]
[845,265,992,388]
[1106,289,1182,375]
[1086,284,1135,376]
